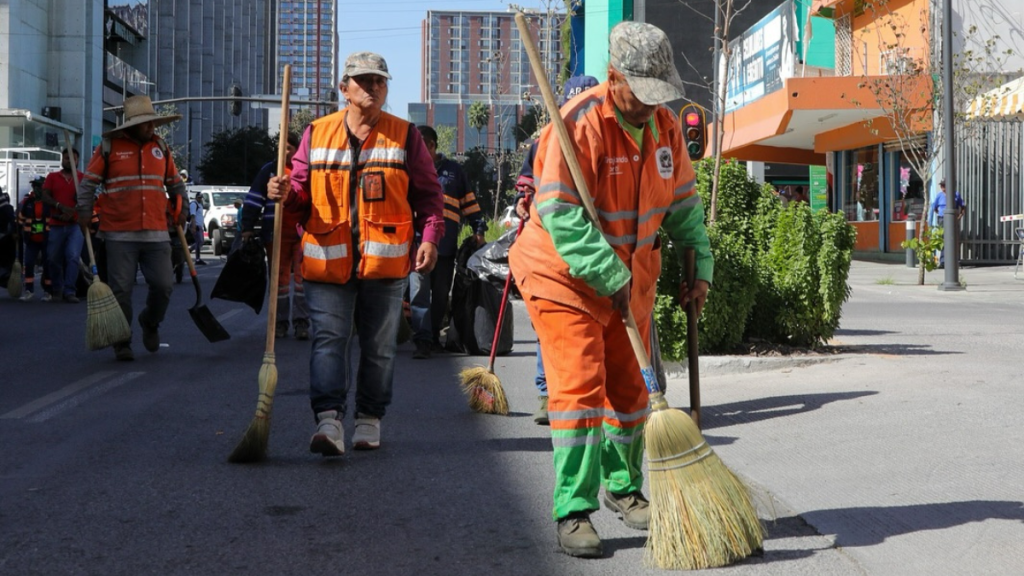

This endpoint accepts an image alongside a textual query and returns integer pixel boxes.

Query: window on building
[845,147,880,222]
[894,147,925,222]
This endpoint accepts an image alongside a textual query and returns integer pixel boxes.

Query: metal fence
[956,120,1024,264]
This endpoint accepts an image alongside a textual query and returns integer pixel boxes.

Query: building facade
[408,10,562,153]
[274,0,337,106]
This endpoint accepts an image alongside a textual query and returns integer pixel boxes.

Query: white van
[187,185,249,255]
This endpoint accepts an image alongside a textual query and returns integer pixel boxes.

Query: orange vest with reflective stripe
[87,135,176,233]
[300,111,414,284]
[510,85,690,325]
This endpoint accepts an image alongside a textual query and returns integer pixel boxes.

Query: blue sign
[724,1,796,113]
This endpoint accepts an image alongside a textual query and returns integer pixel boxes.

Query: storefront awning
[967,76,1024,119]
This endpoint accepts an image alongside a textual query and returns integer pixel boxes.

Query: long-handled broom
[458,219,523,415]
[228,64,292,464]
[7,228,23,298]
[514,13,762,569]
[63,130,131,350]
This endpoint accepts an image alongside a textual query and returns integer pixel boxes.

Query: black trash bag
[466,227,517,286]
[211,239,267,314]
[445,236,513,356]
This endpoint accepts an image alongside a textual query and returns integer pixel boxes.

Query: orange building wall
[852,0,931,77]
[852,221,879,251]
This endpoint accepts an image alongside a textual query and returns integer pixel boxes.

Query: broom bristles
[459,366,509,415]
[86,280,131,350]
[228,357,278,463]
[644,404,764,570]
[7,261,23,298]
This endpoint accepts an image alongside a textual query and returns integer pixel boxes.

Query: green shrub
[901,224,943,271]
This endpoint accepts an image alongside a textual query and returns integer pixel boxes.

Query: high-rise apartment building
[275,0,337,106]
[409,10,562,153]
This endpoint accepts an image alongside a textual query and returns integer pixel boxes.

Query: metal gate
[956,120,1024,264]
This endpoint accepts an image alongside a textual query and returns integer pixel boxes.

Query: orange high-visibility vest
[510,84,692,325]
[300,111,414,284]
[82,135,179,233]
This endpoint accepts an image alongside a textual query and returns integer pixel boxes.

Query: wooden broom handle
[265,64,292,354]
[513,13,658,392]
[62,129,99,276]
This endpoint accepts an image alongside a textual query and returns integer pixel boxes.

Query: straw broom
[228,64,292,463]
[513,13,762,569]
[63,130,131,350]
[7,230,23,298]
[458,220,522,415]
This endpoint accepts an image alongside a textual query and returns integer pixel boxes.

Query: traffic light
[680,103,706,161]
[229,85,242,116]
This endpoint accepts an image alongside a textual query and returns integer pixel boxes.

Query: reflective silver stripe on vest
[310,148,352,164]
[362,241,408,258]
[303,242,349,260]
[359,147,406,163]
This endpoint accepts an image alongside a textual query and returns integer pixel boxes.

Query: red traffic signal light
[679,104,706,161]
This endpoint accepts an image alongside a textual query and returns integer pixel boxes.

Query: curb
[664,354,846,377]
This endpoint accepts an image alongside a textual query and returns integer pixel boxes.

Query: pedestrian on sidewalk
[189,192,206,265]
[16,177,52,300]
[929,179,966,268]
[267,52,444,456]
[77,95,188,361]
[407,124,486,360]
[41,147,85,303]
[240,131,310,340]
[508,23,713,558]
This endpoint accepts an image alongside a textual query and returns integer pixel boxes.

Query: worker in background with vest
[241,131,309,340]
[267,52,445,457]
[77,95,188,362]
[407,124,486,359]
[17,176,52,300]
[508,23,713,557]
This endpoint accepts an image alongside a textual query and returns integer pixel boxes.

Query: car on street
[188,185,248,256]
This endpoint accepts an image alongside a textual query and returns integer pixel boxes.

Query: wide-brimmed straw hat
[103,95,182,137]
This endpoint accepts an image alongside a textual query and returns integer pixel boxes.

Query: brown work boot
[113,342,134,362]
[556,512,603,558]
[603,490,650,530]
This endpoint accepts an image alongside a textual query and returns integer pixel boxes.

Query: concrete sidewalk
[655,260,1024,575]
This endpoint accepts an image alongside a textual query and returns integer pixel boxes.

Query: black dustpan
[175,225,230,342]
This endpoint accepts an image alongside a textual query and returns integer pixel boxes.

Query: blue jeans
[408,255,456,345]
[305,276,407,420]
[535,342,548,395]
[47,224,83,297]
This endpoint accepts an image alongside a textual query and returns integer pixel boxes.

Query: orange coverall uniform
[508,83,713,520]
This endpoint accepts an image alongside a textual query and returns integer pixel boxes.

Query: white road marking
[26,372,146,423]
[217,309,244,323]
[1,371,116,420]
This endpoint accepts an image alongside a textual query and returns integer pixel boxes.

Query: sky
[337,0,557,119]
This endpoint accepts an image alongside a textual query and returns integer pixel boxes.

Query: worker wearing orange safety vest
[78,95,188,361]
[270,52,444,457]
[508,22,713,558]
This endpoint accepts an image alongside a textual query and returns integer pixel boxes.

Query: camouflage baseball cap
[342,52,392,81]
[609,22,685,105]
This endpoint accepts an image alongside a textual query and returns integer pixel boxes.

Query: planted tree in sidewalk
[197,126,276,185]
[289,108,316,137]
[154,104,187,170]
[656,159,856,356]
[435,125,457,158]
[845,1,1017,284]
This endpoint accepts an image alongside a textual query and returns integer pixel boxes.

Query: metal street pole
[939,0,964,291]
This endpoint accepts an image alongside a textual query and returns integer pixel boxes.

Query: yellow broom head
[459,366,509,415]
[644,401,764,570]
[86,281,131,350]
[228,354,278,463]
[7,261,23,298]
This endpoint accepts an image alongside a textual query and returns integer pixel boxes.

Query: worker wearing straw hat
[77,95,188,361]
[508,22,713,558]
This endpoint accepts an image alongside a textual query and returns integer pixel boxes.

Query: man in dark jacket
[408,125,486,359]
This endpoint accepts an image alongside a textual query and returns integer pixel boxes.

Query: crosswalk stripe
[1,371,116,419]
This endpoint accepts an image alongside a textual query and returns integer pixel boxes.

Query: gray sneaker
[603,491,650,530]
[309,411,345,456]
[352,413,381,450]
[556,512,603,558]
[533,396,549,425]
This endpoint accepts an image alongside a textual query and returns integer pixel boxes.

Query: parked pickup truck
[188,185,249,256]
